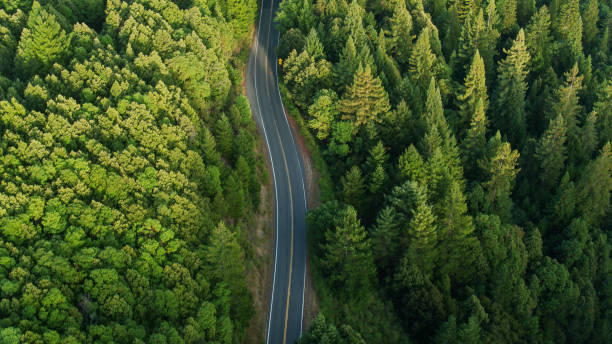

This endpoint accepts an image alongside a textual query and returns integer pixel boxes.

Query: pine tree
[549,64,583,164]
[594,79,611,145]
[215,114,234,159]
[206,222,245,288]
[554,0,583,63]
[576,143,612,224]
[369,164,387,194]
[371,206,401,272]
[481,132,520,221]
[525,6,553,75]
[408,188,438,273]
[456,0,474,23]
[388,0,414,66]
[409,27,437,91]
[453,9,485,81]
[308,89,339,140]
[339,64,390,128]
[493,29,530,147]
[305,27,325,60]
[457,50,488,134]
[535,114,567,189]
[462,99,487,179]
[341,165,366,212]
[344,0,368,50]
[15,1,68,78]
[335,36,359,89]
[582,0,598,51]
[398,144,427,183]
[481,0,501,85]
[498,0,518,34]
[322,205,375,292]
[517,0,535,27]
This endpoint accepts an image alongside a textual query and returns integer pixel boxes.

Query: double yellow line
[262,0,295,342]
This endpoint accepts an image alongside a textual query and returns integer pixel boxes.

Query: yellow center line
[262,0,296,342]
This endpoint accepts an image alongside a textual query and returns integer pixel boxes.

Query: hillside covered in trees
[0,0,261,342]
[276,0,612,342]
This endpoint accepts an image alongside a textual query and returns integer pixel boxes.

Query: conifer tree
[344,0,367,50]
[582,0,598,51]
[576,143,612,224]
[456,0,474,23]
[322,206,375,292]
[335,36,359,89]
[457,50,488,134]
[342,165,366,212]
[305,27,325,60]
[554,0,583,62]
[481,132,520,221]
[481,0,500,84]
[525,6,553,75]
[408,187,438,273]
[339,64,390,128]
[462,99,487,179]
[388,0,414,66]
[517,0,535,27]
[409,27,437,91]
[594,79,611,145]
[398,145,427,183]
[498,0,518,34]
[16,1,68,78]
[549,64,583,164]
[493,29,530,147]
[453,9,485,80]
[535,114,567,189]
[371,206,401,272]
[308,89,339,140]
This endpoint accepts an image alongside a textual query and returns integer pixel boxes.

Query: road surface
[245,0,308,343]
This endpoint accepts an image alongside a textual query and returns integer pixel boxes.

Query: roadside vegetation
[0,0,262,342]
[276,0,612,342]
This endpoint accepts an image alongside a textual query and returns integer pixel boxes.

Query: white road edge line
[252,3,280,344]
[275,30,309,337]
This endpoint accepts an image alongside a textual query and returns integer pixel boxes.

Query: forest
[276,0,612,342]
[0,0,261,343]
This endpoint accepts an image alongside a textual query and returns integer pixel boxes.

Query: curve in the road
[246,0,308,343]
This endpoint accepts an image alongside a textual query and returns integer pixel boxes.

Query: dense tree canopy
[0,0,260,342]
[278,0,612,343]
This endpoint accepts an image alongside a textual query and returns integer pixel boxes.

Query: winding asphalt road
[246,0,308,343]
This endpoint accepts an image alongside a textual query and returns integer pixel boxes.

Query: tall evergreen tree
[457,50,488,135]
[554,0,583,63]
[336,35,359,89]
[493,29,530,147]
[15,1,68,78]
[308,89,339,140]
[535,114,567,190]
[453,9,485,81]
[322,205,375,293]
[481,132,520,221]
[305,27,325,60]
[525,6,553,76]
[409,27,438,92]
[498,0,518,34]
[582,0,599,52]
[407,186,438,274]
[339,64,391,128]
[388,0,414,66]
[342,165,366,212]
[462,99,487,179]
[549,64,583,164]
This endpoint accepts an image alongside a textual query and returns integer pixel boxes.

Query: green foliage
[0,0,261,342]
[15,1,68,78]
[278,0,612,342]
